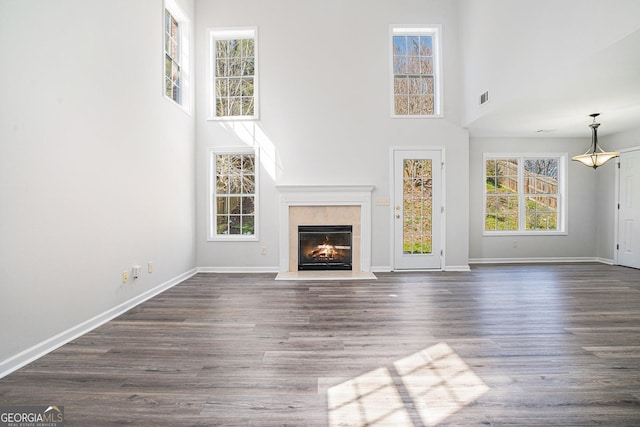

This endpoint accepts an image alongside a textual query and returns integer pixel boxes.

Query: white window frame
[483,153,568,236]
[209,147,259,242]
[390,25,443,118]
[207,27,259,121]
[164,0,191,113]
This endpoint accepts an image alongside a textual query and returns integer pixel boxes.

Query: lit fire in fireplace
[298,225,352,270]
[308,236,350,261]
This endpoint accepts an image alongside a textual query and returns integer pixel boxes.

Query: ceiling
[465,28,640,138]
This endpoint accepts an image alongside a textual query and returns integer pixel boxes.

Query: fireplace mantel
[276,185,374,274]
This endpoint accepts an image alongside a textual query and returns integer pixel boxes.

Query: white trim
[389,147,446,271]
[483,153,567,235]
[163,0,191,114]
[0,268,197,379]
[444,265,471,272]
[372,265,392,273]
[389,24,443,118]
[469,257,604,264]
[276,185,374,273]
[208,147,259,242]
[198,266,279,273]
[207,26,259,120]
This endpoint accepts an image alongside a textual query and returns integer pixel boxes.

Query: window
[484,155,567,234]
[210,148,258,240]
[164,0,190,111]
[391,26,442,117]
[209,27,258,120]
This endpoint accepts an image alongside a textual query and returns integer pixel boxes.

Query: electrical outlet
[122,271,129,283]
[260,246,268,255]
[513,240,518,248]
[148,262,153,273]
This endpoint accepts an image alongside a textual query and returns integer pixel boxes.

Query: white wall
[0,0,196,367]
[458,0,640,130]
[194,0,470,271]
[469,137,599,261]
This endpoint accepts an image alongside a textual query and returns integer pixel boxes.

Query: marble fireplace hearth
[275,185,376,281]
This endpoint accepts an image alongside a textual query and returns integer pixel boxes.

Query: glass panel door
[393,150,442,269]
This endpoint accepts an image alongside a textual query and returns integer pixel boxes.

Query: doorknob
[395,214,400,219]
[395,205,401,210]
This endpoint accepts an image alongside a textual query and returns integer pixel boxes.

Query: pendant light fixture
[571,113,619,169]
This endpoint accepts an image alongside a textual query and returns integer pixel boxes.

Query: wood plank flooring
[2,263,640,426]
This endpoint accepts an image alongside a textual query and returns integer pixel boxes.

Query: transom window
[209,27,258,119]
[210,148,258,241]
[484,155,567,234]
[391,26,442,117]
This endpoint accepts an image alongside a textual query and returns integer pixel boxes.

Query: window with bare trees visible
[210,148,258,240]
[164,0,190,111]
[391,26,441,117]
[484,155,566,234]
[165,10,180,102]
[209,27,257,119]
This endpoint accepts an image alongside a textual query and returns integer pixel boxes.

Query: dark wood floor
[2,263,640,426]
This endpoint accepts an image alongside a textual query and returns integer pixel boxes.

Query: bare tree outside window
[214,153,256,237]
[164,10,180,103]
[213,32,256,118]
[392,29,438,116]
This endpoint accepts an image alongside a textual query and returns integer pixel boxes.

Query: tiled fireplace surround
[276,186,374,278]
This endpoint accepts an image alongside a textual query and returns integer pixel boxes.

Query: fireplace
[298,225,352,271]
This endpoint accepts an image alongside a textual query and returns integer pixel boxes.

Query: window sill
[483,231,568,237]
[208,235,259,242]
[207,116,259,122]
[391,113,444,119]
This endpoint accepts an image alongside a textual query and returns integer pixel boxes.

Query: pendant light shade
[571,113,619,169]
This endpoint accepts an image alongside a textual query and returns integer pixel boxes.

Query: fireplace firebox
[298,225,352,271]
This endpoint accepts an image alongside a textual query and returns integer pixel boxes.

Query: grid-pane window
[484,155,565,234]
[164,0,190,110]
[524,159,559,231]
[212,151,257,239]
[392,27,440,116]
[164,10,181,103]
[210,28,257,119]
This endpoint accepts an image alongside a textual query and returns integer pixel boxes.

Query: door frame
[614,145,640,267]
[389,146,446,271]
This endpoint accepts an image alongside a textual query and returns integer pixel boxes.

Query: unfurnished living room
[2,0,640,425]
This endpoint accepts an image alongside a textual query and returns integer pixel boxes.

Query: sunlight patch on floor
[327,343,489,426]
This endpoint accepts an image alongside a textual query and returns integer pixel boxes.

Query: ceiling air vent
[480,91,489,105]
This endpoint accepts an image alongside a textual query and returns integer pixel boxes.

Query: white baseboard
[0,268,197,380]
[468,257,605,265]
[371,265,471,272]
[444,265,472,272]
[197,266,280,273]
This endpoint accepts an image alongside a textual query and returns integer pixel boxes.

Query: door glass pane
[403,159,432,254]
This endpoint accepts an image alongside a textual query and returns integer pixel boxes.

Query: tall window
[210,148,258,240]
[164,10,180,102]
[484,155,566,234]
[391,26,441,117]
[209,28,258,119]
[164,0,190,111]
